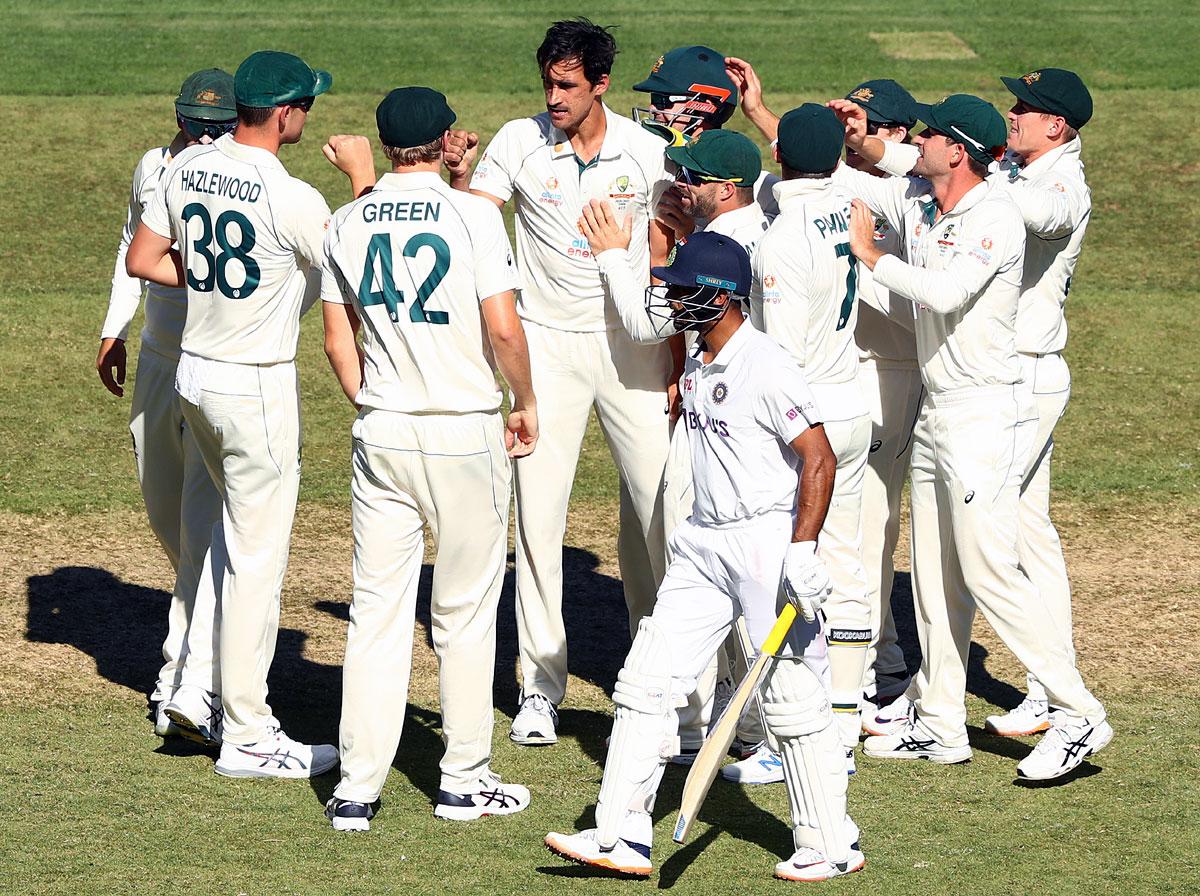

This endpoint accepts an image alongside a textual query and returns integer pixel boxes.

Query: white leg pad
[596,619,688,848]
[762,659,850,868]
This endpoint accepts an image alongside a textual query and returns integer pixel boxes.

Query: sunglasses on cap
[290,96,315,112]
[674,166,734,186]
[181,116,237,140]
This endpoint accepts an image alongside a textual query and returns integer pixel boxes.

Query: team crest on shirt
[608,175,637,212]
[873,216,890,240]
[711,381,729,404]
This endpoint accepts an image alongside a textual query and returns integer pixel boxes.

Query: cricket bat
[673,603,798,843]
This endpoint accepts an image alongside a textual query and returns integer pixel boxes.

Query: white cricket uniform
[997,140,1091,700]
[875,137,1092,702]
[592,321,853,857]
[321,172,520,800]
[750,178,872,749]
[470,104,674,706]
[837,166,1104,745]
[101,145,221,703]
[854,202,922,703]
[142,132,331,745]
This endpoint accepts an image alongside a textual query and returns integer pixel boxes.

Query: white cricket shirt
[470,104,671,332]
[142,133,330,365]
[682,320,823,526]
[322,172,519,415]
[854,205,917,365]
[102,146,188,360]
[837,166,1028,394]
[750,178,867,421]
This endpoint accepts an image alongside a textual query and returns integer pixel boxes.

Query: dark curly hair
[536,17,618,86]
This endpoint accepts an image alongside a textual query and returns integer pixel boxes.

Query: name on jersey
[181,169,262,203]
[812,206,850,239]
[684,409,730,438]
[362,200,442,223]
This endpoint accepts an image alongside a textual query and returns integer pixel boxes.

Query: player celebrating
[320,87,537,831]
[455,18,676,747]
[742,104,872,776]
[127,50,339,779]
[831,94,1111,779]
[545,232,863,882]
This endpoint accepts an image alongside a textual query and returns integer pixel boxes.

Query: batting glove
[783,541,832,623]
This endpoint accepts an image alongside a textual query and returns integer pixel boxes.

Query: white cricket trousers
[513,320,672,705]
[1016,352,1074,702]
[129,348,220,701]
[179,360,301,745]
[818,413,872,748]
[654,513,829,692]
[856,358,923,697]
[335,411,510,801]
[907,385,1103,747]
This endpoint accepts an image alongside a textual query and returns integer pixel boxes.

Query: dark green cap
[376,87,457,149]
[776,103,844,174]
[666,129,761,184]
[913,94,1008,164]
[175,68,236,121]
[234,50,332,108]
[845,79,917,128]
[633,46,737,110]
[1001,68,1092,129]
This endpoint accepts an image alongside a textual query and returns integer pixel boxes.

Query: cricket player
[838,70,1096,739]
[453,18,676,746]
[97,69,232,740]
[320,88,537,831]
[545,232,864,881]
[830,94,1111,779]
[128,50,339,778]
[580,129,772,763]
[744,104,872,776]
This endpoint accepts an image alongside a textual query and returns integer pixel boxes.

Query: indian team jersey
[995,139,1091,354]
[750,179,867,421]
[836,165,1027,394]
[101,146,188,360]
[141,133,330,365]
[322,172,519,415]
[682,322,823,526]
[470,104,672,333]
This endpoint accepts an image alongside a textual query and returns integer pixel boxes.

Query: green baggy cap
[913,94,1008,165]
[175,68,236,121]
[376,87,457,148]
[845,79,917,128]
[666,129,761,184]
[235,50,332,108]
[1001,68,1092,130]
[776,103,844,174]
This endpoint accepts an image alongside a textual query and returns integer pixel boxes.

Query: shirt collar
[548,103,625,162]
[772,176,835,209]
[374,171,445,190]
[1015,136,1081,180]
[704,202,766,235]
[697,314,752,369]
[938,179,990,220]
[218,133,287,172]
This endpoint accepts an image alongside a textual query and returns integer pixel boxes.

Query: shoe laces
[523,694,556,717]
[1014,695,1048,716]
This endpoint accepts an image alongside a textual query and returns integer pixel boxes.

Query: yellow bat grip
[758,603,797,657]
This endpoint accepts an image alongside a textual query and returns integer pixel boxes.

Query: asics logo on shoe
[1060,727,1094,766]
[236,746,308,770]
[478,788,521,808]
[898,737,936,751]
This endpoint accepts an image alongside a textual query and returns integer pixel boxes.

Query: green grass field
[2,2,1198,894]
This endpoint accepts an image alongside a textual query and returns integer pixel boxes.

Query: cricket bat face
[673,604,798,843]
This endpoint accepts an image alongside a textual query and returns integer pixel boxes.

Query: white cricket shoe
[433,771,530,820]
[214,727,338,778]
[545,828,653,877]
[775,845,866,881]
[985,696,1051,737]
[325,797,377,832]
[164,685,223,747]
[720,742,784,784]
[1016,716,1113,781]
[731,737,764,759]
[153,702,181,738]
[861,692,913,737]
[862,717,972,764]
[510,694,558,745]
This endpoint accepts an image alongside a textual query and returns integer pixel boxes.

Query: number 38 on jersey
[358,231,452,325]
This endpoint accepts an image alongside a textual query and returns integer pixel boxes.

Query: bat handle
[758,603,797,656]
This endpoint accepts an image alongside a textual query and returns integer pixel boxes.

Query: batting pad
[763,658,850,867]
[596,618,687,849]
